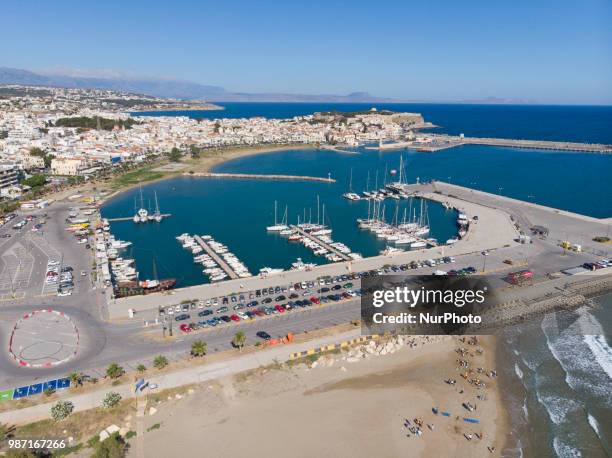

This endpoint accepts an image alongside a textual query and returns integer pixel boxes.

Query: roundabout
[8,309,80,368]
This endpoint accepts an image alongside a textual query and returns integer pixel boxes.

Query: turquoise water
[101,145,612,286]
[101,154,457,286]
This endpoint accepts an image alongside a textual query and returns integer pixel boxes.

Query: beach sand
[136,336,508,458]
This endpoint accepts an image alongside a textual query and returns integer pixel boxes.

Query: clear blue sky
[1,0,610,104]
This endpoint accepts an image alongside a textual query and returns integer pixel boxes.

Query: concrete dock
[107,214,171,222]
[193,235,239,280]
[291,226,352,261]
[373,135,612,154]
[185,172,336,183]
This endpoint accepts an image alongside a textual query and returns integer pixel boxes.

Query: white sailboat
[266,201,289,232]
[343,168,361,201]
[153,191,162,222]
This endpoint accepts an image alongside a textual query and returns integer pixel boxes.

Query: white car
[237,311,248,320]
[174,305,181,313]
[81,271,87,276]
[166,308,174,315]
[57,290,72,297]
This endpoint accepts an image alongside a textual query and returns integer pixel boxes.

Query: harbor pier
[107,214,172,222]
[194,235,239,280]
[291,226,352,261]
[373,135,612,154]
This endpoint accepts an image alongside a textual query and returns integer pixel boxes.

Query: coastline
[137,335,510,457]
[97,143,316,206]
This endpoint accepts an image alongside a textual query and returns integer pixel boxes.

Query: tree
[136,364,147,373]
[106,363,125,379]
[91,432,128,458]
[168,147,182,162]
[189,145,201,159]
[68,371,81,386]
[153,355,168,370]
[21,174,47,188]
[102,392,122,409]
[232,331,246,351]
[190,340,207,357]
[43,153,55,169]
[50,400,74,421]
[29,147,45,157]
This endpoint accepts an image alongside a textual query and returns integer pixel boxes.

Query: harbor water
[110,104,612,456]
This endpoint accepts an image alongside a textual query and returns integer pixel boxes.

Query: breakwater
[375,135,612,153]
[184,172,336,183]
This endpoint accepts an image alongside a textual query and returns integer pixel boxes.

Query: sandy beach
[135,335,508,458]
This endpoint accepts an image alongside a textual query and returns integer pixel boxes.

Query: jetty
[371,135,612,154]
[185,172,336,183]
[107,214,171,222]
[291,226,352,261]
[193,235,239,280]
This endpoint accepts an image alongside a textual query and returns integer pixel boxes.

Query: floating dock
[291,226,352,261]
[193,235,239,280]
[185,172,335,183]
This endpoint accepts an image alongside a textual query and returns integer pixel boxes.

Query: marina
[176,233,251,281]
[100,143,612,288]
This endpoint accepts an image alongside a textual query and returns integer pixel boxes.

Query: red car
[230,314,240,322]
[310,296,320,304]
[179,324,192,333]
[254,309,265,317]
[274,304,285,313]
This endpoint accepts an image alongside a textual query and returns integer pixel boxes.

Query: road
[0,183,610,390]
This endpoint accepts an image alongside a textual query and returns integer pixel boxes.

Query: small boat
[410,241,427,249]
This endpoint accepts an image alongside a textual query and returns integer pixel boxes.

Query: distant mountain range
[0,67,395,103]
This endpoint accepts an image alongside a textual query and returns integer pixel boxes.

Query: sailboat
[342,168,361,201]
[153,191,162,222]
[266,201,289,232]
[135,184,148,223]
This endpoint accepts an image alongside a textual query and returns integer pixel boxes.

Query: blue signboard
[28,383,43,396]
[13,386,29,399]
[57,378,71,389]
[43,379,58,391]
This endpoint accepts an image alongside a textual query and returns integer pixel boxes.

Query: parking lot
[0,204,94,304]
[153,254,485,339]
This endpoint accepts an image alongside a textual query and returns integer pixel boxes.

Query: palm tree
[106,363,124,379]
[232,331,246,352]
[153,355,168,370]
[190,340,207,357]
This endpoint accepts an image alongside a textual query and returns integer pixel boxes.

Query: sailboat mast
[349,167,353,192]
[317,195,320,225]
[399,155,403,184]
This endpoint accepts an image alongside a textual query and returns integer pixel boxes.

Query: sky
[1,0,611,104]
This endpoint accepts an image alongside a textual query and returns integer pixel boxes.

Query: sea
[110,103,612,456]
